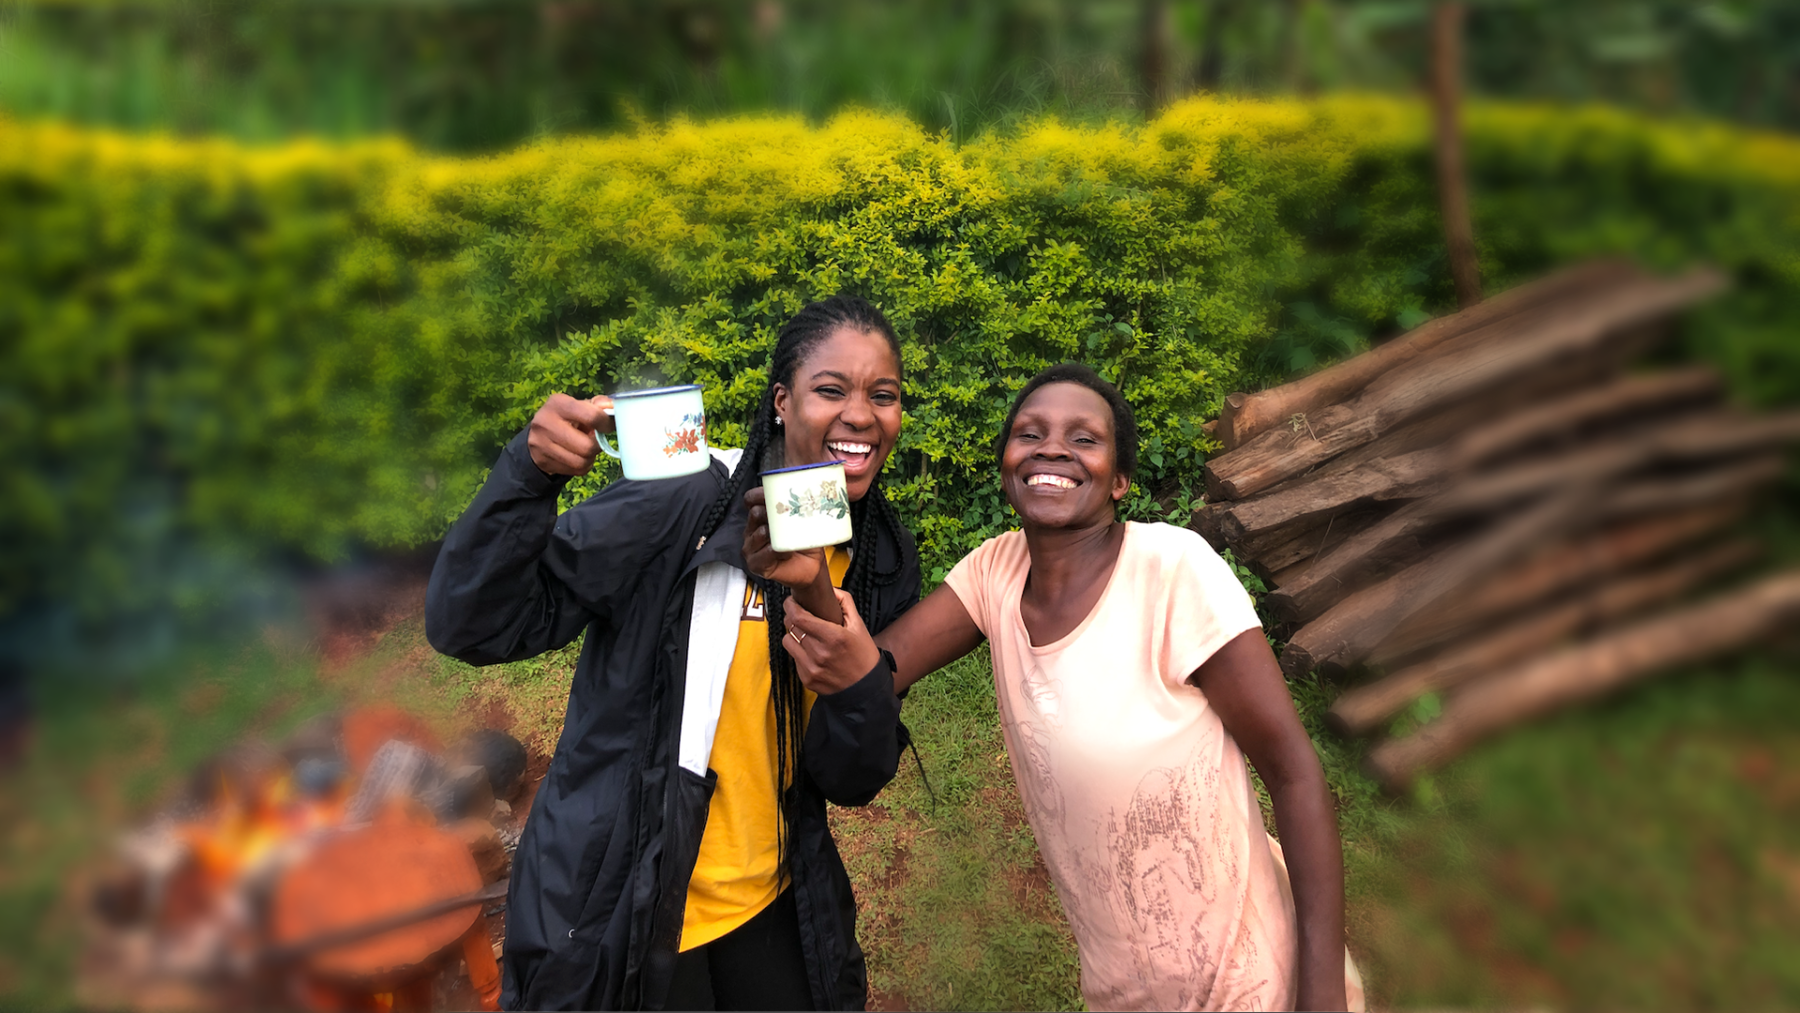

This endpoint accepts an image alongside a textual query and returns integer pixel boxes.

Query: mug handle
[595,407,621,459]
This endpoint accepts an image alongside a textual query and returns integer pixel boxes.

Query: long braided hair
[690,294,910,881]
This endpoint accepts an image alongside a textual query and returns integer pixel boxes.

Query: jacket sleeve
[425,429,658,666]
[800,532,924,807]
[801,655,903,807]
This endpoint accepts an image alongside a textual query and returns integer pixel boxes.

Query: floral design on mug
[662,412,705,457]
[773,479,850,520]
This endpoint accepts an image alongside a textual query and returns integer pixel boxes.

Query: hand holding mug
[528,393,615,476]
[743,486,828,589]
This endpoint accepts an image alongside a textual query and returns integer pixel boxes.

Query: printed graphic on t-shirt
[740,584,766,622]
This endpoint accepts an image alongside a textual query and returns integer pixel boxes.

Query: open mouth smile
[1025,473,1080,490]
[828,440,876,474]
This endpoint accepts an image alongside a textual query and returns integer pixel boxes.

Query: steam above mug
[598,384,710,480]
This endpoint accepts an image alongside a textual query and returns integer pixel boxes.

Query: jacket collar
[686,449,749,574]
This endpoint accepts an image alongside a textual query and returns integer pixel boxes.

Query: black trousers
[663,888,814,1011]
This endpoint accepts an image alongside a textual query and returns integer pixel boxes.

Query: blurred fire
[80,706,523,1012]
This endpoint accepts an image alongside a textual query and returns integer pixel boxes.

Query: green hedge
[4,96,1798,627]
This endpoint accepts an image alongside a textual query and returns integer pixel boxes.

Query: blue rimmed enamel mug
[597,384,709,480]
[760,461,853,552]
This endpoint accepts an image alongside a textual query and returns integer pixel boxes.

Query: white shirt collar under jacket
[678,447,746,776]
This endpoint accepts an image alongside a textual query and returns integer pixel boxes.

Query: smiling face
[1001,382,1131,530]
[772,326,903,502]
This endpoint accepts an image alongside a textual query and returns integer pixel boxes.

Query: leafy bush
[4,96,1798,635]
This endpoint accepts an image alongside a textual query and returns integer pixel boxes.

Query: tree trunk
[1196,0,1232,91]
[1432,1,1482,308]
[1140,0,1172,117]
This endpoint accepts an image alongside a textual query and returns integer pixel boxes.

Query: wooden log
[1365,569,1800,791]
[1328,538,1761,736]
[1255,507,1387,582]
[1216,259,1643,450]
[1261,404,1696,621]
[1191,501,1227,549]
[1205,268,1727,500]
[1285,362,1600,489]
[1658,410,1800,459]
[1369,502,1747,666]
[1456,367,1722,466]
[1279,485,1595,676]
[1219,374,1723,554]
[1238,365,1603,573]
[1266,412,1800,622]
[1264,497,1444,619]
[1221,358,1664,566]
[1441,408,1800,517]
[1213,447,1445,545]
[1233,502,1394,568]
[1604,454,1788,517]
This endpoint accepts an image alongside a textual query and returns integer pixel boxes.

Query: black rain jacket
[425,432,920,1010]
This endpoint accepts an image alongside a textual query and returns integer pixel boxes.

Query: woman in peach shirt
[746,364,1362,1011]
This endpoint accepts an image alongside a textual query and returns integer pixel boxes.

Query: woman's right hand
[527,393,614,476]
[781,590,884,694]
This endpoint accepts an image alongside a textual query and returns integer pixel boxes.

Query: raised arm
[426,394,624,666]
[1192,631,1347,1012]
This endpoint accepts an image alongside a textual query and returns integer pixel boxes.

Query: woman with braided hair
[426,294,920,1011]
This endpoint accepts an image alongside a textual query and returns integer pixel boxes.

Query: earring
[775,416,784,426]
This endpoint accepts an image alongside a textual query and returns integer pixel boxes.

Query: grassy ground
[1343,654,1800,1011]
[3,612,1797,1011]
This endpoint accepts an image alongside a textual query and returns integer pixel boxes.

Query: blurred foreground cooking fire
[79,704,527,1012]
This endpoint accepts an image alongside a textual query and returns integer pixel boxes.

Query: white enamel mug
[761,461,854,553]
[598,384,710,481]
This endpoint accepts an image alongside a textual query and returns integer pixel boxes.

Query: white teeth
[1027,474,1077,489]
[829,441,873,455]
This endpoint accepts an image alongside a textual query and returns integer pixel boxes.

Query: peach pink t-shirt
[944,521,1295,1011]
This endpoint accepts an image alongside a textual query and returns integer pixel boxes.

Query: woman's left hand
[781,590,883,695]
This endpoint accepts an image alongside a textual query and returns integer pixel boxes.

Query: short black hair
[992,363,1139,479]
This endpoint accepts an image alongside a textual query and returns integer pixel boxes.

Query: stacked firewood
[1194,260,1800,791]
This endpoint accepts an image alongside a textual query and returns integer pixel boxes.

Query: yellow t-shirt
[680,547,850,950]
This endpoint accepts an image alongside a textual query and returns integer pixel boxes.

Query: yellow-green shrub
[5,96,1798,626]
